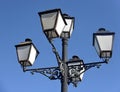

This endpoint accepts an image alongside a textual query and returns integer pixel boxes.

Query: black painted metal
[23,58,108,89]
[21,33,109,92]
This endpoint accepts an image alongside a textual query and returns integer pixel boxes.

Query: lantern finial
[25,38,32,42]
[98,28,106,31]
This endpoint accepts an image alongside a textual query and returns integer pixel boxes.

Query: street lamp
[38,9,66,39]
[61,14,74,38]
[15,8,115,92]
[93,28,115,60]
[15,38,39,68]
[67,55,85,87]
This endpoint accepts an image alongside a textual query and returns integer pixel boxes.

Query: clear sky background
[0,0,120,92]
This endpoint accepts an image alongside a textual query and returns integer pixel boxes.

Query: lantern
[38,9,66,39]
[15,39,39,67]
[93,28,115,58]
[61,14,74,38]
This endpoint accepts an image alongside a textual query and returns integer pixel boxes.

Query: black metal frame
[15,28,114,92]
[23,59,108,86]
[38,8,67,39]
[22,39,108,87]
[61,14,75,38]
[15,9,115,92]
[93,28,115,58]
[15,39,39,67]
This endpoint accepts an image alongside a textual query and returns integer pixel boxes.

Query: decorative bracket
[23,66,61,80]
[22,58,108,87]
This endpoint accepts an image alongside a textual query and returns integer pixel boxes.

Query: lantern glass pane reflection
[93,28,115,58]
[38,9,66,39]
[15,40,39,67]
[61,15,74,38]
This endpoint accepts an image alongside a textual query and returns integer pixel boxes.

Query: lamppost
[15,9,115,92]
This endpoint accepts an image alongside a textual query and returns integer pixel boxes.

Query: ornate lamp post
[15,8,115,92]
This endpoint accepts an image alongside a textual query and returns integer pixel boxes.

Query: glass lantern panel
[62,19,73,38]
[97,35,113,51]
[28,45,38,65]
[41,12,57,30]
[63,19,73,32]
[70,21,74,36]
[94,37,101,56]
[55,11,66,37]
[17,45,30,62]
[45,30,57,38]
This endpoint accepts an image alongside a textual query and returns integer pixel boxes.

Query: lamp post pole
[61,33,68,92]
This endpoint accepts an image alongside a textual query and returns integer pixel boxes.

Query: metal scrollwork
[24,67,61,80]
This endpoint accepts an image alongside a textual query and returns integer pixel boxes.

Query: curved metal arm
[49,40,62,64]
[67,58,108,86]
[23,66,61,80]
[68,59,108,78]
[22,40,64,81]
[20,58,109,89]
[84,58,109,71]
[49,40,65,76]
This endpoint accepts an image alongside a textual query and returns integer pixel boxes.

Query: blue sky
[0,0,120,92]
